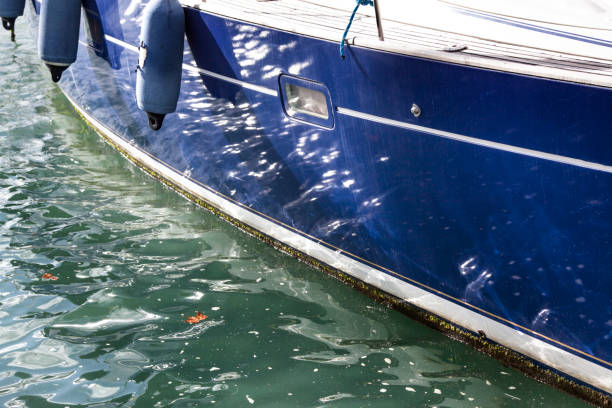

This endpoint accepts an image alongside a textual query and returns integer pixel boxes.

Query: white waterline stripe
[101,34,611,173]
[337,107,612,174]
[64,92,612,394]
[103,34,278,97]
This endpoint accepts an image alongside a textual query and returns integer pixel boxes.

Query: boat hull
[25,0,612,400]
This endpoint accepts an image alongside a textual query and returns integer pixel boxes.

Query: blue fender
[38,0,82,82]
[0,0,25,41]
[136,0,185,130]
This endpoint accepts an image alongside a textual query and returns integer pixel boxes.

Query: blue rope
[340,0,374,58]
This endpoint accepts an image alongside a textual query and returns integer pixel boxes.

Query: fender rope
[340,0,373,58]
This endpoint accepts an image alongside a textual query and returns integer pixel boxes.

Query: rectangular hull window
[279,75,334,129]
[285,83,329,119]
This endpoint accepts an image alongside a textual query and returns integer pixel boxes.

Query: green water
[0,20,590,408]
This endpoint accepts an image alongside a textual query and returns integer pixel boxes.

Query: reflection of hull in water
[25,0,612,402]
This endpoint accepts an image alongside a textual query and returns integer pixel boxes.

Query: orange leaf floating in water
[41,273,58,280]
[185,311,207,324]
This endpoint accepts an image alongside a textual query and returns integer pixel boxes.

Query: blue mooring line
[340,0,373,58]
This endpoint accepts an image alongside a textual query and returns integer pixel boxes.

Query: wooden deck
[181,0,612,87]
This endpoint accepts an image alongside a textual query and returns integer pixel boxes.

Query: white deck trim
[182,64,278,97]
[102,34,612,174]
[104,34,138,52]
[104,35,278,97]
[336,107,612,174]
[64,90,612,394]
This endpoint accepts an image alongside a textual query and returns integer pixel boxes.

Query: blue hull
[24,0,611,397]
